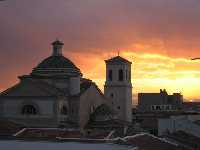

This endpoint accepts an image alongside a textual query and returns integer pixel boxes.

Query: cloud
[1,0,200,101]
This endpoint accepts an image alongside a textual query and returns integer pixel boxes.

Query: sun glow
[1,50,200,103]
[69,51,200,102]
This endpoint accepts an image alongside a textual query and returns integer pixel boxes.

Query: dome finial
[117,51,120,56]
[51,39,64,56]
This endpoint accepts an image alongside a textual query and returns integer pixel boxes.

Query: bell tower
[104,56,132,122]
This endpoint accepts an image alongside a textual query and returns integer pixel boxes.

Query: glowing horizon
[1,50,200,105]
[75,51,200,103]
[1,0,200,104]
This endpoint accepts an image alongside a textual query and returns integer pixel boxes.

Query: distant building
[158,114,200,137]
[104,56,133,122]
[164,131,200,150]
[183,102,200,112]
[138,89,183,112]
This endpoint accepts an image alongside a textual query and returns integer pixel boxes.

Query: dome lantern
[51,39,64,56]
[31,40,82,78]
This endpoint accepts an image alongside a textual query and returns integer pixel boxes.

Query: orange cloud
[1,0,200,105]
[66,50,200,104]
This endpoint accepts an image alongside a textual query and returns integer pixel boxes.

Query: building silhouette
[138,89,183,112]
[0,40,133,130]
[104,56,132,122]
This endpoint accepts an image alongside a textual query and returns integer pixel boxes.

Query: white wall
[158,115,200,137]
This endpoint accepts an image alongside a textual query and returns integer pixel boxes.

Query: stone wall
[79,85,107,130]
[1,97,59,127]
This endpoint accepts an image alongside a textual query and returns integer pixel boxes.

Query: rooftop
[105,56,132,64]
[125,133,186,150]
[31,40,82,77]
[0,78,93,97]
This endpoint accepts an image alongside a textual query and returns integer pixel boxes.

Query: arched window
[126,70,128,80]
[61,106,68,115]
[118,69,123,81]
[108,70,113,81]
[22,105,37,115]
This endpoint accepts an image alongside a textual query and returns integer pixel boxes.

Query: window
[156,105,161,111]
[108,70,113,81]
[166,105,170,110]
[110,93,114,98]
[22,105,37,115]
[151,105,155,111]
[118,69,123,81]
[126,70,128,80]
[61,106,68,115]
[117,106,121,110]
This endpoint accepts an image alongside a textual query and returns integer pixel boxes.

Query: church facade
[0,40,133,129]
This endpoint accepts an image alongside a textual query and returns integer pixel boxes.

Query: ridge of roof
[0,78,66,97]
[105,56,132,64]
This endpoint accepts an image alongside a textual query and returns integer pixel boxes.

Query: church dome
[36,55,78,69]
[31,40,82,77]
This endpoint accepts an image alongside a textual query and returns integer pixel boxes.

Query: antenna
[117,51,120,56]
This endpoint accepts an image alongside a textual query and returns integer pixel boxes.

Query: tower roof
[105,56,132,64]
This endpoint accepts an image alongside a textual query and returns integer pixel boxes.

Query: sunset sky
[1,0,200,103]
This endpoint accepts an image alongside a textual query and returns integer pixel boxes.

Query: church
[0,40,133,130]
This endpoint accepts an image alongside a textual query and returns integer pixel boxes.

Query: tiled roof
[80,79,93,94]
[78,78,105,97]
[86,119,131,129]
[0,119,23,136]
[31,55,82,76]
[0,77,99,98]
[0,79,66,97]
[105,56,132,64]
[166,131,200,149]
[86,131,111,139]
[35,56,79,69]
[14,128,81,139]
[125,133,186,150]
